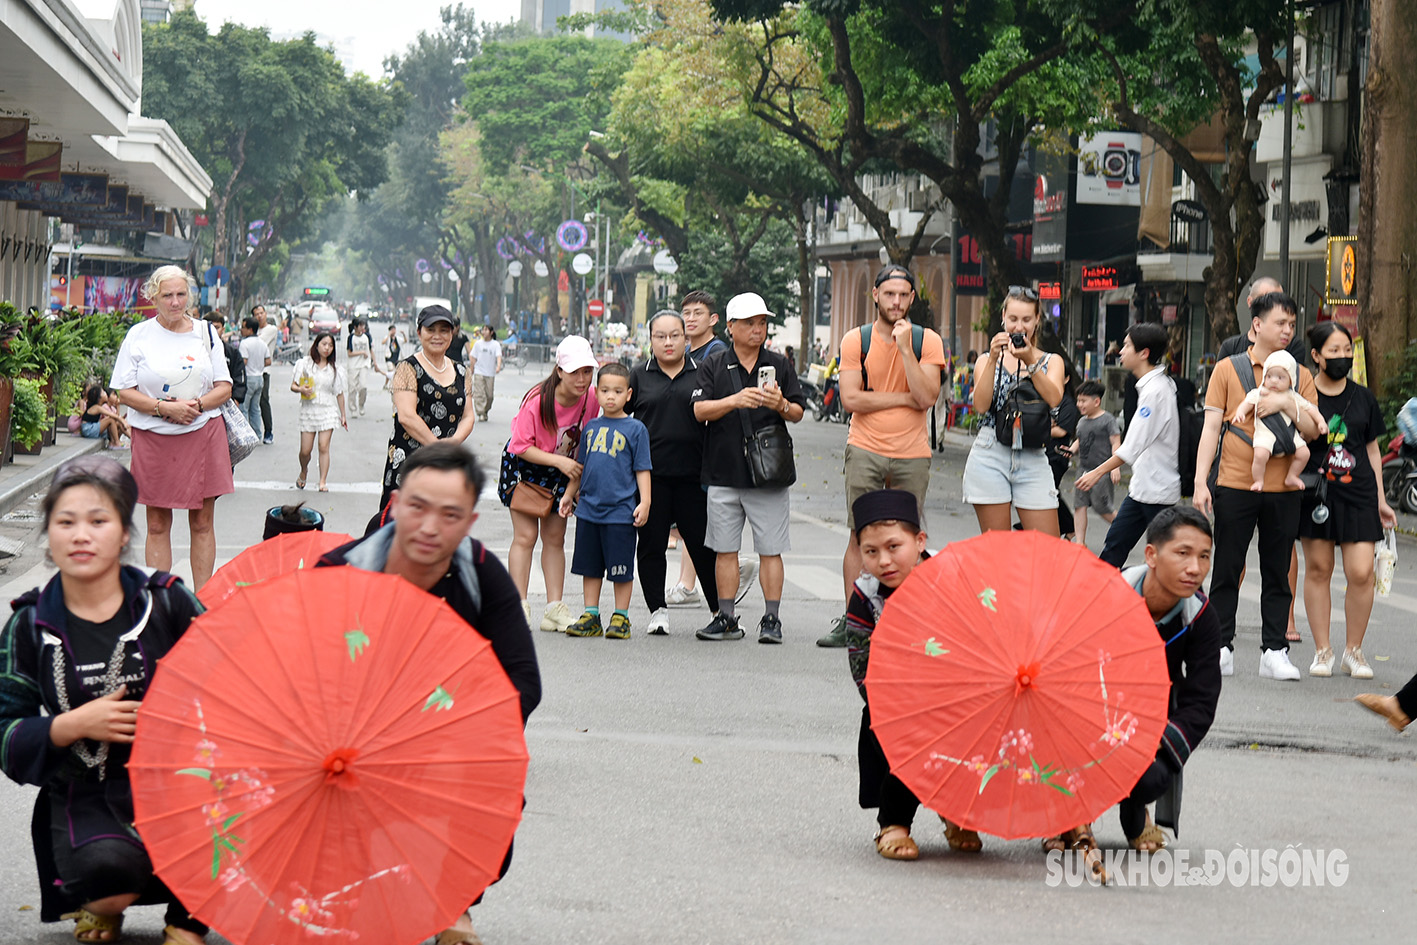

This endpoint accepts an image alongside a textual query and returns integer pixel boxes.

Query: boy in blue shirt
[561,362,653,638]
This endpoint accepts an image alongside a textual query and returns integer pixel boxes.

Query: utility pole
[1279,0,1295,282]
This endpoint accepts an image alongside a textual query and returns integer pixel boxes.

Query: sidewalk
[0,431,105,518]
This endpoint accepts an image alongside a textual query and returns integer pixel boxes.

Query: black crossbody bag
[726,359,796,487]
[991,356,1052,450]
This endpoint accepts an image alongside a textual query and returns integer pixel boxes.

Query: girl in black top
[1298,322,1396,680]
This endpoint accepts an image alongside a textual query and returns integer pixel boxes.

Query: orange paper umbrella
[865,530,1170,840]
[130,567,529,945]
[199,530,352,607]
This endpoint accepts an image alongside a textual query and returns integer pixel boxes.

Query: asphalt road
[0,355,1411,943]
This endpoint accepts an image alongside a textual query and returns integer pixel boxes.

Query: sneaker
[263,435,274,445]
[647,607,670,636]
[1341,647,1374,680]
[1259,648,1301,681]
[695,613,744,641]
[521,600,532,625]
[736,558,759,604]
[665,582,700,607]
[606,613,631,640]
[540,601,575,633]
[565,611,604,638]
[1309,646,1335,677]
[817,614,849,648]
[1218,645,1234,677]
[757,614,783,644]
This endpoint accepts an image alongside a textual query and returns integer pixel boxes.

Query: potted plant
[21,314,85,447]
[0,302,31,464]
[10,376,46,454]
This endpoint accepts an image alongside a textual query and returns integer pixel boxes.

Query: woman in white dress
[290,332,347,492]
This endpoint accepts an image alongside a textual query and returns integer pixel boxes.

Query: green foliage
[1378,343,1417,448]
[10,377,45,450]
[677,217,797,322]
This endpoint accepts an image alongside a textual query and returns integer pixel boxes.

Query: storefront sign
[1038,282,1062,301]
[1325,235,1359,306]
[1032,163,1068,262]
[1081,265,1122,291]
[1171,199,1208,223]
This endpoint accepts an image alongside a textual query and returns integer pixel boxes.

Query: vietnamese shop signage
[1081,265,1123,291]
[1077,133,1142,206]
[1325,236,1359,306]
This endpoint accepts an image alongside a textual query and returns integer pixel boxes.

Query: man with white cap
[691,292,808,643]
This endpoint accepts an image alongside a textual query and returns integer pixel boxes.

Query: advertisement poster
[1077,132,1143,206]
[84,276,144,312]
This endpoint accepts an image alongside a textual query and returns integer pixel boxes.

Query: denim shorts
[961,425,1058,511]
[80,420,103,439]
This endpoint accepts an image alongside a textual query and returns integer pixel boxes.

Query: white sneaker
[665,582,700,606]
[521,600,532,625]
[647,607,670,636]
[1259,648,1301,681]
[736,557,759,604]
[1341,647,1374,680]
[1218,646,1234,677]
[1309,647,1335,677]
[540,601,574,633]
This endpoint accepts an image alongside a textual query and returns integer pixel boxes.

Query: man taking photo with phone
[818,265,946,648]
[692,292,808,644]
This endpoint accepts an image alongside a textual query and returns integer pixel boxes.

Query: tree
[1093,0,1287,342]
[141,10,401,303]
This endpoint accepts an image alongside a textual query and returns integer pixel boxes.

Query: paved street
[0,359,1412,942]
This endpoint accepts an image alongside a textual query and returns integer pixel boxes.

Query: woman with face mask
[1298,321,1396,680]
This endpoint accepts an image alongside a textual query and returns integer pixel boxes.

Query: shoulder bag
[727,357,796,487]
[991,357,1051,450]
[206,323,258,466]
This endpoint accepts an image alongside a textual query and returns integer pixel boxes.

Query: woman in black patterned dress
[378,306,475,514]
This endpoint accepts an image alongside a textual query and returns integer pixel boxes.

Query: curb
[0,439,106,520]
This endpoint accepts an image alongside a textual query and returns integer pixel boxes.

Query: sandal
[941,818,983,853]
[874,824,920,860]
[61,908,123,942]
[318,484,329,492]
[1065,822,1098,852]
[1285,625,1302,643]
[1129,815,1167,852]
[163,927,205,945]
[435,920,484,945]
[296,477,306,490]
[1041,834,1068,853]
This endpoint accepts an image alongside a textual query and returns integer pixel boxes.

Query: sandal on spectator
[874,825,919,860]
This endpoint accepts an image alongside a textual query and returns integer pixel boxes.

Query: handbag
[206,323,258,466]
[509,481,555,518]
[992,359,1051,450]
[1375,528,1397,598]
[727,358,796,487]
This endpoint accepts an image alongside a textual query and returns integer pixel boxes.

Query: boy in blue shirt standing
[561,363,653,638]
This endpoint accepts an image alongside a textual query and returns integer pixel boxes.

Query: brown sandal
[62,909,123,943]
[1041,834,1068,853]
[1129,816,1167,852]
[942,818,983,853]
[874,825,920,860]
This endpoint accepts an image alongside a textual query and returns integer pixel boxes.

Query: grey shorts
[843,444,931,529]
[706,485,791,556]
[961,425,1058,511]
[1074,478,1116,514]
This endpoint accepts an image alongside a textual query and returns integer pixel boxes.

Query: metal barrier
[508,343,552,374]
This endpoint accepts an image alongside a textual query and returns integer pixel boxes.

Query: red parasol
[130,567,529,945]
[865,529,1170,841]
[199,530,353,608]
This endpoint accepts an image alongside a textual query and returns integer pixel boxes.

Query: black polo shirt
[627,355,705,479]
[692,346,807,488]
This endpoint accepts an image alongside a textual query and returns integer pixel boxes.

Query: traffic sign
[204,265,230,286]
[533,260,549,278]
[571,252,594,275]
[507,261,523,277]
[588,299,605,319]
[652,250,678,275]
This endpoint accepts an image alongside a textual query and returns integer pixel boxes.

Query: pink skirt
[131,419,235,510]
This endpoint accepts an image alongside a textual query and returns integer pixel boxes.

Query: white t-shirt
[257,323,280,372]
[110,316,232,435]
[239,335,269,379]
[471,339,502,377]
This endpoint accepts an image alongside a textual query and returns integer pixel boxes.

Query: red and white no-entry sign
[587,299,605,318]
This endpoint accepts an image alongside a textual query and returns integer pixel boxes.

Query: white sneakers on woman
[1341,647,1374,679]
[1309,647,1336,677]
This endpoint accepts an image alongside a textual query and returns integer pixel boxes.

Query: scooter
[1380,432,1417,513]
[814,375,847,423]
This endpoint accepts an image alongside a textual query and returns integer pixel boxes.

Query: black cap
[873,265,916,290]
[852,488,920,536]
[418,305,456,329]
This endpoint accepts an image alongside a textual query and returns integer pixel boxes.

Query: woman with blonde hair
[109,266,233,590]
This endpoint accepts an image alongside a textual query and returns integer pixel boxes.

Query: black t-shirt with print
[1303,381,1385,505]
[64,606,149,699]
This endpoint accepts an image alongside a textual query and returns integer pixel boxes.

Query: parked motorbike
[797,373,822,414]
[1380,432,1417,514]
[814,375,847,423]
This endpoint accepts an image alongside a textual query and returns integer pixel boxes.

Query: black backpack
[223,337,247,402]
[1177,404,1206,498]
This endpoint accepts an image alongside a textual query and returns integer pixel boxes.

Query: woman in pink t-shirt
[499,336,599,632]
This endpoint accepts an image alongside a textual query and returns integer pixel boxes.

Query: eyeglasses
[651,333,684,342]
[1006,285,1039,301]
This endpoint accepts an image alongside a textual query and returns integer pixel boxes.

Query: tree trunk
[792,203,812,372]
[1358,0,1417,395]
[1204,221,1241,344]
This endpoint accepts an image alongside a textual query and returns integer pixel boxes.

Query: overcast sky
[192,0,523,77]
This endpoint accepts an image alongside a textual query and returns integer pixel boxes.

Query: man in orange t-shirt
[1192,291,1322,681]
[817,265,946,647]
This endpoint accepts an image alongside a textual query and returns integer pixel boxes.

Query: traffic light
[57,275,67,287]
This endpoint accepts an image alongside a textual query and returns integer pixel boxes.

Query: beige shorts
[844,444,931,529]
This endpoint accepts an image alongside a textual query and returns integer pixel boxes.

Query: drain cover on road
[1,509,41,523]
[0,536,22,558]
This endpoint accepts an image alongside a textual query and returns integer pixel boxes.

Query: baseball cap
[417,305,456,329]
[724,292,774,321]
[556,335,598,373]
